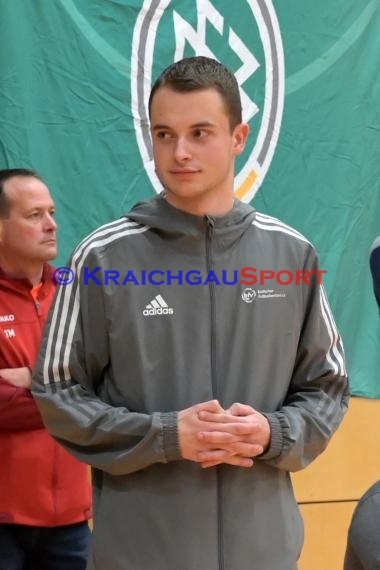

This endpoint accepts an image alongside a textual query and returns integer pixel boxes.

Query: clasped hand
[178,400,271,469]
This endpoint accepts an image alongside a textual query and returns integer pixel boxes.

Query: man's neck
[164,192,235,217]
[0,258,44,286]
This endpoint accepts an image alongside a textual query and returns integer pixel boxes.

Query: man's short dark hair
[0,168,42,218]
[148,56,242,131]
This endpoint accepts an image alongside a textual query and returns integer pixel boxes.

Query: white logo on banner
[131,0,285,203]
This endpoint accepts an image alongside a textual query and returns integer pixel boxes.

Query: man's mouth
[170,168,199,175]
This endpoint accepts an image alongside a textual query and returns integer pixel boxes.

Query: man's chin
[42,246,58,261]
[164,185,205,200]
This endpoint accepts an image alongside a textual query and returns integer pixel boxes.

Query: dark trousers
[0,521,91,570]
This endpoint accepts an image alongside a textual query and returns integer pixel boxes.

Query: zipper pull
[34,298,41,316]
[205,215,215,239]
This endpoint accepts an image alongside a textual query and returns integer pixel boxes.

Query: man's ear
[0,216,7,246]
[232,122,250,156]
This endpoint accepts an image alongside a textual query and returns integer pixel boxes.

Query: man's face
[0,176,57,267]
[150,87,249,214]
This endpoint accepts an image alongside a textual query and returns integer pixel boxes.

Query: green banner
[1,0,379,396]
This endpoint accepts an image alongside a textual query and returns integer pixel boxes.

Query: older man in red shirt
[0,168,92,570]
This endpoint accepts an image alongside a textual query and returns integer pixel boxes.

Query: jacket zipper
[205,216,224,570]
[205,216,217,398]
[34,292,59,518]
[52,442,59,522]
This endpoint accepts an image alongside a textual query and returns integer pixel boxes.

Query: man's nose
[174,137,192,161]
[44,213,57,231]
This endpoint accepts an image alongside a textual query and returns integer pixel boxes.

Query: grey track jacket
[33,196,349,570]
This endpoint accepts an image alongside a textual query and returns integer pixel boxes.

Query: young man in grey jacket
[33,56,349,570]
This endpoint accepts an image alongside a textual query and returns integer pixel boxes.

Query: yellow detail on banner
[235,170,258,200]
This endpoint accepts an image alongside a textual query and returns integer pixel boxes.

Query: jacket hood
[126,194,256,243]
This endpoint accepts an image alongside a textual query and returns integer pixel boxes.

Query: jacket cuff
[160,412,181,462]
[258,412,283,461]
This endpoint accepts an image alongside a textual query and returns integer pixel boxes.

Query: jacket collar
[126,194,257,250]
[0,263,55,293]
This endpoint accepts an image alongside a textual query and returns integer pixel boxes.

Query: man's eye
[156,131,171,139]
[194,129,207,138]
